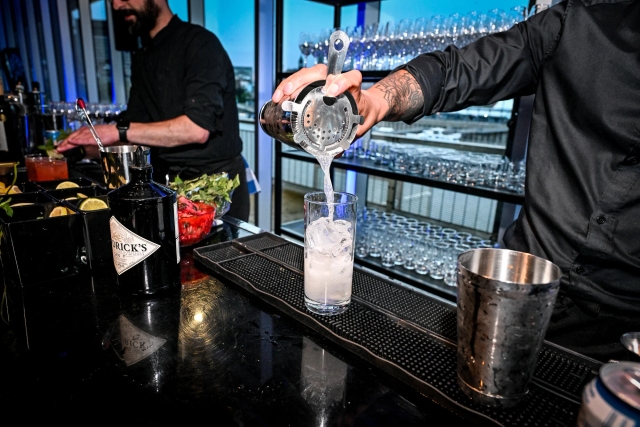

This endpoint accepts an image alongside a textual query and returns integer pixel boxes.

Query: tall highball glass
[304,192,357,316]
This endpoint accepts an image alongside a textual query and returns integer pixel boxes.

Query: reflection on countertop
[0,218,459,425]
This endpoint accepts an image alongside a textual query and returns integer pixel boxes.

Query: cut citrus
[10,202,34,207]
[49,206,69,217]
[65,197,78,201]
[7,185,22,194]
[46,149,64,159]
[77,193,88,198]
[55,181,79,189]
[78,197,108,211]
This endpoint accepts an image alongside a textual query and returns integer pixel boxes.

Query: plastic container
[178,202,215,246]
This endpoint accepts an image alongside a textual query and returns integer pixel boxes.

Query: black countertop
[0,218,476,425]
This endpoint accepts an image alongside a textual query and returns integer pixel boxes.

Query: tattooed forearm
[373,71,424,122]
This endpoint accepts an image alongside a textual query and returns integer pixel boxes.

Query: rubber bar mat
[194,233,600,427]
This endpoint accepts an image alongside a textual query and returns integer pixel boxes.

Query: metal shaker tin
[259,30,364,158]
[577,362,640,426]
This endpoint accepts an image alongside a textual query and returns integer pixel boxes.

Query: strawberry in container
[170,172,240,221]
[177,196,216,246]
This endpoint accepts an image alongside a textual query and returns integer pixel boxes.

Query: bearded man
[58,0,250,221]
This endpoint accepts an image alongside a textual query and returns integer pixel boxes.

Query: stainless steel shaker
[456,248,562,408]
[259,30,364,158]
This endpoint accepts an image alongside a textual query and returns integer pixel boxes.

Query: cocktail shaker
[259,30,364,158]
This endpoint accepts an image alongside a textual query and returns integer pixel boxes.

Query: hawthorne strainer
[259,30,364,157]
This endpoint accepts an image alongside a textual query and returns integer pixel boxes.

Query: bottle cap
[132,145,151,168]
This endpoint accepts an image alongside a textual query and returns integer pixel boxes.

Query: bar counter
[0,217,596,425]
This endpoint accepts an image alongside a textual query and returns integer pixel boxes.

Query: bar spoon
[75,97,105,151]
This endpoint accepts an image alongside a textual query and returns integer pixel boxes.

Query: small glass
[304,192,357,316]
[24,154,68,182]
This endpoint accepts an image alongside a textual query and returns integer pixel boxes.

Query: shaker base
[457,374,528,408]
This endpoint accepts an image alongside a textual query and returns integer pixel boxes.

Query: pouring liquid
[316,153,334,209]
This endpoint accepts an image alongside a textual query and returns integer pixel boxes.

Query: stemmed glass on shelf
[298,4,529,71]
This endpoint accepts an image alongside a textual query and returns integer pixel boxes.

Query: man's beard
[114,0,161,37]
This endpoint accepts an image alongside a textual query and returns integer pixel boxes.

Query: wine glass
[509,5,528,25]
[361,22,379,70]
[299,32,312,68]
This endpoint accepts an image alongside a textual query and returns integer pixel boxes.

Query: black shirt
[404,1,640,316]
[125,16,243,180]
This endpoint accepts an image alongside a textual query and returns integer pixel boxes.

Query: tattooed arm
[272,65,425,139]
[371,70,424,122]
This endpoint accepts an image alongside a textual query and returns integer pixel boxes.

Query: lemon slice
[49,206,69,217]
[0,182,5,190]
[79,197,108,211]
[77,193,88,199]
[65,196,78,201]
[10,202,34,207]
[56,181,80,189]
[6,185,22,194]
[46,149,64,159]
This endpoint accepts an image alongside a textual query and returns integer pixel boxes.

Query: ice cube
[306,217,353,257]
[306,218,340,254]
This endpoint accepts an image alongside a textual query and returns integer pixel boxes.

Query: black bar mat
[194,232,600,427]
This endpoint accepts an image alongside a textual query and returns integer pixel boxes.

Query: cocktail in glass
[304,191,357,316]
[24,154,68,182]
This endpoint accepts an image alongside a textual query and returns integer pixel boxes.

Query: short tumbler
[304,192,357,316]
[25,154,68,182]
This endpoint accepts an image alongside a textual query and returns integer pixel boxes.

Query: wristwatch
[116,117,130,143]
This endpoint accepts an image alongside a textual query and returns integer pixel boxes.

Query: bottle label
[110,216,161,275]
[173,201,180,263]
[0,119,8,152]
[118,315,166,366]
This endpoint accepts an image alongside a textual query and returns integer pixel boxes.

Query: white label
[118,315,166,366]
[173,201,180,263]
[0,120,8,152]
[109,216,161,275]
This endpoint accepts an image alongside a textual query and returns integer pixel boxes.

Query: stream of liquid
[316,153,334,207]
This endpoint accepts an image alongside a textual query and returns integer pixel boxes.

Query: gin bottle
[108,146,180,294]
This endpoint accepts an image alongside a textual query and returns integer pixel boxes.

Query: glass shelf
[281,149,525,205]
[277,70,391,82]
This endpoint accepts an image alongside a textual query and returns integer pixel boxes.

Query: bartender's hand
[56,124,120,159]
[272,64,422,139]
[272,65,379,139]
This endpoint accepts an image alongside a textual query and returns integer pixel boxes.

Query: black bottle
[107,146,180,295]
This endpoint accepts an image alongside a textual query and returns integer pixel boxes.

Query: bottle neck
[129,166,152,183]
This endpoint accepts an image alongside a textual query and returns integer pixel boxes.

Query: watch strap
[118,127,128,143]
[116,117,130,143]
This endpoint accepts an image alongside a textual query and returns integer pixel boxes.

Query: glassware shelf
[277,70,390,82]
[281,149,525,205]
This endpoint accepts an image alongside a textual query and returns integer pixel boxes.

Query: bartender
[57,0,250,221]
[273,0,640,362]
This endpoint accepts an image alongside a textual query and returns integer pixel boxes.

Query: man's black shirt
[403,0,640,358]
[125,15,243,179]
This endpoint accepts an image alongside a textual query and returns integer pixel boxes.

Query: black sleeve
[181,30,231,134]
[398,1,568,121]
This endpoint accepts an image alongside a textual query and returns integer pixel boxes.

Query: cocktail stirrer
[75,97,104,151]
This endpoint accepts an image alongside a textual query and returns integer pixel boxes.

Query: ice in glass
[304,191,357,316]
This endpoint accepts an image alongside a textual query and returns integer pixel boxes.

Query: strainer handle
[326,30,350,77]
